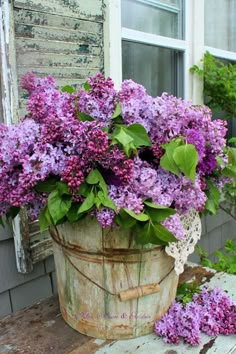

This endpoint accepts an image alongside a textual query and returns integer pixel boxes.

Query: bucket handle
[119,283,160,302]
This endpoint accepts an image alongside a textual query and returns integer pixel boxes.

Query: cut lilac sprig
[154,286,236,346]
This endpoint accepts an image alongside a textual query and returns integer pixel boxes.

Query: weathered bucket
[50,217,179,339]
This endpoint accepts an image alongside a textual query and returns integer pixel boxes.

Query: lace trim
[165,210,202,275]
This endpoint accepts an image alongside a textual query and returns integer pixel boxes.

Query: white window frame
[104,0,236,104]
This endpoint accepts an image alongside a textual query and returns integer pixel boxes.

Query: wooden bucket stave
[50,217,179,339]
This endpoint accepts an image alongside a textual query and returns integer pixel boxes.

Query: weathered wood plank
[17,66,100,79]
[4,0,105,273]
[12,212,33,273]
[17,52,102,68]
[14,8,102,34]
[15,38,102,56]
[52,219,178,339]
[0,0,19,124]
[30,238,53,264]
[15,24,102,45]
[14,0,104,22]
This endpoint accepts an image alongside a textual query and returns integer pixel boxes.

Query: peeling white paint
[0,2,11,126]
[43,320,56,327]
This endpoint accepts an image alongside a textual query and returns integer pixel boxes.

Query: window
[121,0,184,97]
[104,0,235,108]
[204,0,236,137]
[205,0,236,52]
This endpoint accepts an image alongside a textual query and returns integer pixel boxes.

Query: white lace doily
[165,209,202,275]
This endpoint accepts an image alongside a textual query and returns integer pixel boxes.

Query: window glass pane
[122,40,183,97]
[205,0,236,52]
[121,0,183,39]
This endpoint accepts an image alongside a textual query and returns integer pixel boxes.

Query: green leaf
[227,147,236,164]
[228,137,236,144]
[135,222,152,245]
[205,180,220,214]
[109,125,136,157]
[222,165,236,178]
[144,200,174,210]
[134,221,173,245]
[145,207,176,223]
[228,263,236,274]
[123,209,149,221]
[86,169,108,194]
[86,169,104,184]
[77,111,94,122]
[48,190,72,224]
[56,182,70,195]
[160,139,181,176]
[144,199,176,222]
[151,222,177,243]
[77,182,91,197]
[111,125,134,146]
[173,144,198,181]
[126,124,151,148]
[114,211,137,229]
[109,124,150,156]
[94,196,102,209]
[61,85,76,94]
[97,191,116,210]
[77,191,95,214]
[111,103,121,118]
[67,203,84,223]
[83,82,91,91]
[39,205,53,231]
[35,177,58,193]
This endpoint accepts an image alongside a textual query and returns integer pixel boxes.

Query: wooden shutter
[0,0,104,273]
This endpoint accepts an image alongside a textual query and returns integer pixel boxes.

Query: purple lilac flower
[154,287,236,346]
[185,129,205,162]
[108,185,144,214]
[76,73,118,125]
[95,208,115,228]
[119,80,153,132]
[161,214,184,241]
[0,72,230,228]
[154,301,182,344]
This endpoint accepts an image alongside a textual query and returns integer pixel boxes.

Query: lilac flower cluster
[0,72,229,232]
[77,73,118,125]
[154,287,236,346]
[0,73,132,220]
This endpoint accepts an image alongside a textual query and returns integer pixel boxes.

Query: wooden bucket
[50,217,179,339]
